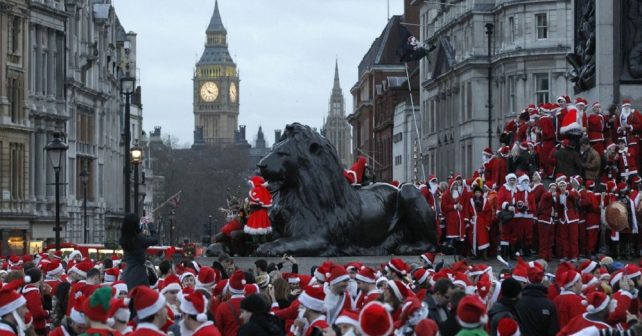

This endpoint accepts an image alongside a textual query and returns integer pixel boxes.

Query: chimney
[404,0,420,37]
[274,129,282,143]
[239,125,246,140]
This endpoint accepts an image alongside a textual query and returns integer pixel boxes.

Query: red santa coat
[515,122,528,145]
[557,314,611,336]
[490,157,508,188]
[272,299,299,334]
[83,328,122,336]
[0,323,16,336]
[553,290,586,326]
[325,292,353,325]
[497,183,516,212]
[132,323,167,336]
[537,191,556,224]
[22,284,48,331]
[531,183,545,208]
[557,189,580,224]
[44,279,62,295]
[587,114,605,142]
[441,183,466,240]
[192,322,222,336]
[354,289,382,310]
[245,183,272,235]
[615,108,642,145]
[579,191,601,230]
[306,317,330,336]
[464,196,492,250]
[538,115,556,177]
[419,185,436,210]
[557,108,568,140]
[214,295,244,336]
[617,148,638,179]
[607,290,635,327]
[220,218,242,237]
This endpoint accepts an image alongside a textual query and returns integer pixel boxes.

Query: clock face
[229,82,237,103]
[200,82,218,102]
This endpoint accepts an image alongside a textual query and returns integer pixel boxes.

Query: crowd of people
[4,239,642,336]
[371,96,642,263]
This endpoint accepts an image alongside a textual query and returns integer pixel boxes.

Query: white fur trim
[416,271,430,285]
[355,274,375,283]
[564,273,582,289]
[0,295,26,316]
[137,294,166,320]
[512,275,528,283]
[457,316,485,329]
[335,314,359,328]
[243,226,272,235]
[561,122,581,134]
[298,291,326,312]
[69,266,87,278]
[387,280,404,302]
[161,282,182,294]
[329,274,350,286]
[47,264,64,277]
[586,296,610,314]
[626,271,641,279]
[70,307,87,325]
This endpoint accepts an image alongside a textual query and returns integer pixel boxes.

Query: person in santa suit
[245,176,272,241]
[464,184,492,260]
[323,265,353,325]
[616,137,638,182]
[0,279,30,336]
[556,176,581,261]
[292,286,329,336]
[353,266,381,310]
[556,95,572,141]
[615,182,639,260]
[514,109,532,146]
[21,268,49,335]
[501,119,517,147]
[42,260,64,296]
[490,146,511,189]
[553,270,586,326]
[480,147,494,181]
[178,291,221,336]
[108,299,133,336]
[515,173,536,257]
[536,183,558,262]
[497,173,518,259]
[411,268,431,301]
[49,298,88,336]
[530,172,546,211]
[441,178,467,256]
[557,291,612,335]
[580,180,602,258]
[214,270,245,336]
[419,176,442,239]
[631,176,642,255]
[538,103,559,177]
[616,99,642,161]
[383,280,416,321]
[81,287,123,336]
[130,286,168,336]
[359,301,394,336]
[588,101,606,156]
[560,100,585,150]
[602,143,620,188]
[343,156,367,186]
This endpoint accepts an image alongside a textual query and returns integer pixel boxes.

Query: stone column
[594,0,618,103]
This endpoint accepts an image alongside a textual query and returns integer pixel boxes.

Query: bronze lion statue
[254,123,437,256]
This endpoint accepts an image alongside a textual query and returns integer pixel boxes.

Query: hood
[520,284,548,297]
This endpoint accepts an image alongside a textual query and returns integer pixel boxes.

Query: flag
[168,191,181,208]
[397,24,436,62]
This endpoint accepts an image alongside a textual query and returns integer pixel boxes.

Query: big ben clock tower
[193,0,239,146]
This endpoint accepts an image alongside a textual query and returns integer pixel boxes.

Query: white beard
[452,190,460,199]
[622,107,632,117]
[347,279,358,299]
[324,291,342,313]
[429,182,438,193]
[13,311,26,336]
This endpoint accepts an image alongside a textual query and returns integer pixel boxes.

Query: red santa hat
[482,147,493,157]
[196,266,218,291]
[586,180,595,190]
[213,279,228,297]
[0,278,27,317]
[107,298,131,326]
[505,173,517,182]
[592,101,601,109]
[557,95,571,104]
[179,291,208,322]
[103,268,120,284]
[527,261,545,284]
[160,274,181,294]
[452,272,473,293]
[606,181,617,193]
[575,97,588,106]
[298,285,326,312]
[555,174,568,184]
[244,283,260,296]
[52,250,63,260]
[633,176,642,185]
[581,273,598,289]
[499,146,511,157]
[179,270,196,284]
[558,270,582,289]
[314,261,333,283]
[283,272,301,284]
[356,266,377,284]
[469,264,491,277]
[610,270,624,288]
[582,291,611,314]
[387,258,409,276]
[618,182,629,193]
[83,286,114,323]
[414,319,439,336]
[519,141,528,150]
[395,297,426,329]
[579,260,598,274]
[412,268,431,286]
[420,252,436,266]
[623,99,632,107]
[43,260,64,277]
[111,281,128,297]
[512,259,529,283]
[69,296,87,325]
[335,309,360,329]
[457,295,488,329]
[427,175,438,183]
[69,261,93,278]
[624,264,641,279]
[388,280,415,302]
[345,262,363,273]
[228,270,246,295]
[359,301,393,336]
[477,273,492,300]
[598,267,611,281]
[326,265,350,286]
[130,285,166,320]
[249,175,267,187]
[497,317,520,336]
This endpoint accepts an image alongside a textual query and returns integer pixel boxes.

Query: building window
[8,77,20,123]
[466,82,472,120]
[395,155,402,166]
[508,17,516,43]
[536,14,548,39]
[76,158,94,201]
[508,76,516,113]
[534,73,550,104]
[9,143,24,200]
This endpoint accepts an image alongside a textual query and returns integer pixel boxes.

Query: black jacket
[515,284,560,336]
[122,234,158,290]
[488,298,519,336]
[238,313,285,336]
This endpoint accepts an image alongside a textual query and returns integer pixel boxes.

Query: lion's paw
[253,241,286,257]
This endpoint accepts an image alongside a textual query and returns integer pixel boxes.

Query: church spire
[333,59,341,91]
[207,0,226,33]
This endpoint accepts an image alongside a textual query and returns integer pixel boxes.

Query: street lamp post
[121,76,135,214]
[80,167,89,243]
[130,143,143,217]
[169,209,176,246]
[45,132,68,251]
[485,23,494,149]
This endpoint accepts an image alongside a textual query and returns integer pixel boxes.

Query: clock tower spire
[193,0,239,146]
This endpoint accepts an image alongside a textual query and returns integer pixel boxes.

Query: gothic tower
[193,0,239,146]
[322,60,352,167]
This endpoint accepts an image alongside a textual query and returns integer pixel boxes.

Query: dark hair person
[119,213,158,289]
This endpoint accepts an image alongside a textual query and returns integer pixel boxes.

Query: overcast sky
[114,0,405,147]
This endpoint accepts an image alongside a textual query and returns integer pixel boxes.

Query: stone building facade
[0,0,144,253]
[322,61,352,168]
[417,0,573,179]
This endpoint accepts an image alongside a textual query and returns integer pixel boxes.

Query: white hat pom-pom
[581,300,588,306]
[197,313,207,322]
[241,279,246,285]
[107,318,115,327]
[24,276,31,283]
[123,298,131,305]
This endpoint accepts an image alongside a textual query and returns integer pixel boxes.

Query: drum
[606,202,629,232]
